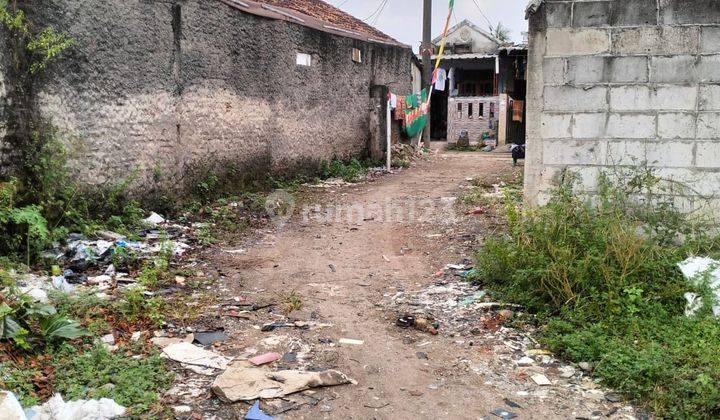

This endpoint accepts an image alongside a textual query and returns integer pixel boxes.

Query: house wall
[0,26,8,177]
[525,0,720,214]
[4,0,412,198]
[444,25,499,54]
[447,96,499,143]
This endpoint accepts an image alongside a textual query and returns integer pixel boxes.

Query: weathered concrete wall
[6,0,412,198]
[0,26,8,176]
[525,0,720,214]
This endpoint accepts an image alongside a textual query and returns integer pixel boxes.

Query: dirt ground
[173,148,637,420]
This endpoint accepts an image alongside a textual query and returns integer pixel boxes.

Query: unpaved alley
[178,150,638,419]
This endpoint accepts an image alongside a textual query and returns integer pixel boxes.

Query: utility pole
[421,0,432,149]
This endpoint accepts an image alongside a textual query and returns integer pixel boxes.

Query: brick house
[427,20,528,146]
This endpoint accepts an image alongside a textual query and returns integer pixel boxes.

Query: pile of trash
[0,391,125,420]
[385,262,522,338]
[382,263,641,418]
[14,212,192,301]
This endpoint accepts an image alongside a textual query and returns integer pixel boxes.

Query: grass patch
[474,170,720,418]
[51,343,173,414]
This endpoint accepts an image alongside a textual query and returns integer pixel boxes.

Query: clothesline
[388,0,455,139]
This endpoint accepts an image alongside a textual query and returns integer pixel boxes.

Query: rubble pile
[381,264,642,419]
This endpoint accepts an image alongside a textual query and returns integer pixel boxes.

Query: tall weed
[475,170,720,418]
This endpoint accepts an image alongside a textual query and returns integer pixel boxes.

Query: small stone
[101,334,115,346]
[531,374,551,386]
[416,352,429,360]
[131,331,144,342]
[320,405,333,412]
[175,276,186,286]
[579,362,593,372]
[427,383,439,390]
[498,309,514,319]
[409,390,423,396]
[605,393,621,403]
[173,405,192,414]
[517,356,535,366]
[559,366,576,378]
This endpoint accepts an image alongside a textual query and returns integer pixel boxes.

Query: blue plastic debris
[491,408,517,419]
[245,401,274,420]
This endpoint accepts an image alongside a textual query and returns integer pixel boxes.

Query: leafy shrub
[321,158,366,183]
[475,170,720,418]
[0,270,87,350]
[117,285,164,327]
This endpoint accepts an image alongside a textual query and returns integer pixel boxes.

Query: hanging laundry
[403,88,429,138]
[405,92,419,109]
[395,96,406,120]
[434,68,447,91]
[512,100,524,122]
[389,93,397,109]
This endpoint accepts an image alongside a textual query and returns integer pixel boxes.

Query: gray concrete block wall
[525,0,720,214]
[2,0,413,198]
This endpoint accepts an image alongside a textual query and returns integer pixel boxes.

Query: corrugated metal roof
[218,0,409,48]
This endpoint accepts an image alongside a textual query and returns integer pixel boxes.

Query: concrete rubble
[380,263,642,418]
[161,342,232,375]
[211,361,354,402]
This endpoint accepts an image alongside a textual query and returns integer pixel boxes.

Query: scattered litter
[382,255,390,262]
[517,356,534,366]
[212,362,354,402]
[525,349,552,356]
[193,330,229,346]
[51,276,75,294]
[249,353,282,366]
[531,374,552,386]
[339,338,364,345]
[245,401,274,420]
[491,408,517,419]
[395,314,438,335]
[224,249,246,255]
[466,207,488,215]
[678,257,720,317]
[0,391,25,420]
[162,342,231,375]
[559,366,576,378]
[260,321,326,332]
[24,394,125,420]
[416,352,428,360]
[101,334,115,346]
[144,212,166,226]
[503,398,522,409]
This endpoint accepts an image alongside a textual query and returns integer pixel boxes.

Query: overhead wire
[470,0,494,30]
[370,0,389,26]
[362,0,387,22]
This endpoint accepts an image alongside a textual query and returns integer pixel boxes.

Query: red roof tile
[249,0,401,44]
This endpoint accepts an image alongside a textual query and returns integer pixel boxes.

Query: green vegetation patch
[474,170,720,418]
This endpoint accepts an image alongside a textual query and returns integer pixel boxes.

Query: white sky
[331,0,529,51]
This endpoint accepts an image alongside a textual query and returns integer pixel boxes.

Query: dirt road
[191,149,634,419]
